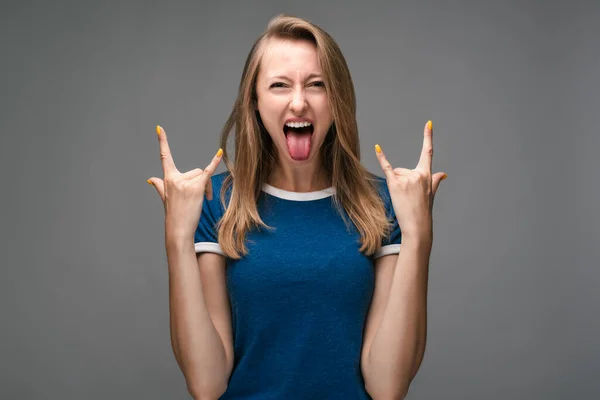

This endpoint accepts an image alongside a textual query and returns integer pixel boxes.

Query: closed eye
[269,81,325,89]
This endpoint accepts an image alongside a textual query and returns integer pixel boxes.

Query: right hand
[147,125,223,240]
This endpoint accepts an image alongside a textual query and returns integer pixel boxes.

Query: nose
[290,88,307,114]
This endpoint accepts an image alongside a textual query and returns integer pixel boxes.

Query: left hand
[375,120,447,240]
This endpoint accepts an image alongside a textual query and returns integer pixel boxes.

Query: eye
[269,82,287,88]
[310,81,325,88]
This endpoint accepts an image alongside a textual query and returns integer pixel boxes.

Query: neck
[268,154,331,193]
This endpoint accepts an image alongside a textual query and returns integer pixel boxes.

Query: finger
[416,120,433,173]
[156,125,179,176]
[147,177,165,202]
[432,172,447,195]
[374,144,394,181]
[190,148,224,201]
[393,167,412,176]
[181,168,203,180]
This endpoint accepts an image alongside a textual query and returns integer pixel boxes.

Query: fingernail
[147,179,154,185]
[427,120,432,131]
[156,125,161,136]
[375,144,382,153]
[441,174,448,181]
[216,148,223,157]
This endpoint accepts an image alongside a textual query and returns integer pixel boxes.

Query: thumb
[147,177,165,201]
[432,172,447,195]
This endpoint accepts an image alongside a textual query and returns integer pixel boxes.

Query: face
[255,38,334,164]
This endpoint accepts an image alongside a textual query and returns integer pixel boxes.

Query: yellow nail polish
[375,144,382,153]
[441,174,448,180]
[147,179,153,185]
[427,120,432,131]
[216,148,223,157]
[156,125,161,135]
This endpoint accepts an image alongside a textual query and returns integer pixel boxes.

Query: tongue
[286,130,312,160]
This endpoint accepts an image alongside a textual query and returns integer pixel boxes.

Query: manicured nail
[216,148,223,157]
[375,144,382,153]
[147,179,154,185]
[441,174,448,181]
[156,125,161,136]
[427,120,432,131]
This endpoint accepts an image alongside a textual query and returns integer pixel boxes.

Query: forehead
[258,38,321,79]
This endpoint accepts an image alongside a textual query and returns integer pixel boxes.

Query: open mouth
[283,122,314,136]
[283,123,314,161]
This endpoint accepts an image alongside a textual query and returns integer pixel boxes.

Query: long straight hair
[217,15,390,259]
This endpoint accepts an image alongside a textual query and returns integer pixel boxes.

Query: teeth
[285,121,312,128]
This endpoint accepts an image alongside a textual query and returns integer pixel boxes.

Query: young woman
[148,14,446,400]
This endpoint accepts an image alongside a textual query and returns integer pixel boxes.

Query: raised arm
[148,125,232,399]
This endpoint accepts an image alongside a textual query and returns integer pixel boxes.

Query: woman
[148,14,446,400]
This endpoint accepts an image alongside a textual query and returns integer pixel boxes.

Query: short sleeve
[374,178,402,259]
[194,174,227,256]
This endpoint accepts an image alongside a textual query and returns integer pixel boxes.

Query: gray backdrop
[1,0,597,399]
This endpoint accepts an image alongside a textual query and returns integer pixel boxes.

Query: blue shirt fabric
[194,171,402,400]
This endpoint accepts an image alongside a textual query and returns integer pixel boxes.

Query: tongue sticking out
[285,127,313,160]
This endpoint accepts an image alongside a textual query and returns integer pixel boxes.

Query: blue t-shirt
[194,171,402,399]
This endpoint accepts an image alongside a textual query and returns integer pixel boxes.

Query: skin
[255,38,334,193]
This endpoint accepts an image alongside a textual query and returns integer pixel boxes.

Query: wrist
[399,216,433,241]
[165,231,195,248]
[401,229,433,246]
[164,217,195,241]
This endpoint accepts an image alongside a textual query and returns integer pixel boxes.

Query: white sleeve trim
[374,244,401,259]
[194,242,225,256]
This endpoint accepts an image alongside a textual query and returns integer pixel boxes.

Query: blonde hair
[217,14,390,259]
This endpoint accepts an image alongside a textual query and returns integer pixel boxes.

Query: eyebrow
[270,73,323,81]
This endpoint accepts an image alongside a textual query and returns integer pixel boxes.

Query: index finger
[416,120,433,172]
[156,125,178,175]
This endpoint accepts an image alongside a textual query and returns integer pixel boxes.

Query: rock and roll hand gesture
[147,125,223,239]
[375,120,447,240]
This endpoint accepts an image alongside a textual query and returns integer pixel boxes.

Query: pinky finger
[192,148,224,200]
[204,148,224,177]
[375,144,394,181]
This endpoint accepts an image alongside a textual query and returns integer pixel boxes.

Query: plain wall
[1,1,597,399]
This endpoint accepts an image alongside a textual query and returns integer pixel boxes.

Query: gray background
[1,0,597,399]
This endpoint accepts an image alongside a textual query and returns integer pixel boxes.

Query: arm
[362,235,431,399]
[167,237,231,399]
[367,121,445,398]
